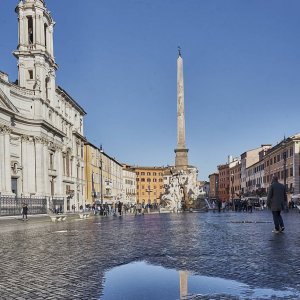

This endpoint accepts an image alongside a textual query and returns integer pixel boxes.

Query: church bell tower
[13,0,58,102]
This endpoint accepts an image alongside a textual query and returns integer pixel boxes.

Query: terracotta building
[208,173,219,199]
[229,159,241,200]
[217,164,230,202]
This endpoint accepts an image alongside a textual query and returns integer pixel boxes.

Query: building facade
[229,158,241,200]
[263,134,300,200]
[134,167,165,204]
[84,143,123,205]
[208,173,219,199]
[240,145,271,196]
[122,165,137,205]
[0,0,86,210]
[217,164,230,202]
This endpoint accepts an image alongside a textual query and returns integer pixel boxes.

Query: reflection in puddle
[100,261,299,300]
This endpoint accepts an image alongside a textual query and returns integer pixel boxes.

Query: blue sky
[1,0,300,180]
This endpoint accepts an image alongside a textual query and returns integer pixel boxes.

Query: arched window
[44,24,48,47]
[45,78,49,99]
[27,16,33,44]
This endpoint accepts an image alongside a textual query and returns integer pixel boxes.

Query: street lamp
[100,145,103,205]
[282,137,287,190]
[146,185,153,204]
[282,137,288,212]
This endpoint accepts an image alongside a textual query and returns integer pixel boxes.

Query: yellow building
[84,142,123,205]
[84,142,101,205]
[133,166,166,204]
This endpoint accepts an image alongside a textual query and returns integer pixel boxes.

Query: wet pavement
[0,210,300,299]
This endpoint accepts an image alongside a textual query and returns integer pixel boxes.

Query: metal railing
[0,194,47,216]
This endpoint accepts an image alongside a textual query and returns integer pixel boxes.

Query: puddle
[100,261,299,300]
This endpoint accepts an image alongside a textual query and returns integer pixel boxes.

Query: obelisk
[175,48,189,170]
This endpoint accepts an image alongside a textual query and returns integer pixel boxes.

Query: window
[290,168,293,177]
[141,178,145,182]
[153,178,157,182]
[136,172,139,175]
[44,24,48,47]
[153,172,157,176]
[28,70,33,79]
[27,16,33,44]
[290,148,293,157]
[147,178,151,182]
[63,155,66,175]
[141,172,145,175]
[45,78,49,99]
[147,172,151,176]
[49,153,54,169]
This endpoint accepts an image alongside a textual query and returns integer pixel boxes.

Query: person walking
[267,176,287,233]
[22,203,28,221]
[117,201,123,216]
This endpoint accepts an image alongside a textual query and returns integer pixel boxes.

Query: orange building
[208,173,219,199]
[229,160,241,200]
[133,167,166,204]
[218,164,230,202]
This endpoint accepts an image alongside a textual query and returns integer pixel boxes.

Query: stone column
[18,62,26,88]
[21,135,29,196]
[23,16,28,46]
[3,127,12,194]
[48,24,54,56]
[19,16,24,46]
[56,146,63,196]
[27,137,35,194]
[35,137,45,195]
[0,129,4,192]
[43,139,49,196]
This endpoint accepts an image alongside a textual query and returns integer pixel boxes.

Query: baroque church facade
[0,0,86,210]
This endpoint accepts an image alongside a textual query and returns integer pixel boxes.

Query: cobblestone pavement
[0,210,300,299]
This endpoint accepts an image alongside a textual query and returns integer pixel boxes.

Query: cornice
[13,114,65,139]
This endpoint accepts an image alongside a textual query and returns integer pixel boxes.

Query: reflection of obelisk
[179,271,188,299]
[175,48,189,170]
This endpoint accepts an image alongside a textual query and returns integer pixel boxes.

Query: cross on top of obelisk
[178,46,182,57]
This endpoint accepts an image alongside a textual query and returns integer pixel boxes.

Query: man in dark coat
[267,176,287,233]
[22,203,28,221]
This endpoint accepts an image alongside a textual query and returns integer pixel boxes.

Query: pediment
[0,88,18,112]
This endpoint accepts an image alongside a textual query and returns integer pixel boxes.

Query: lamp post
[231,173,234,211]
[100,145,103,205]
[282,137,287,189]
[146,185,153,204]
[216,178,218,200]
[282,137,288,211]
